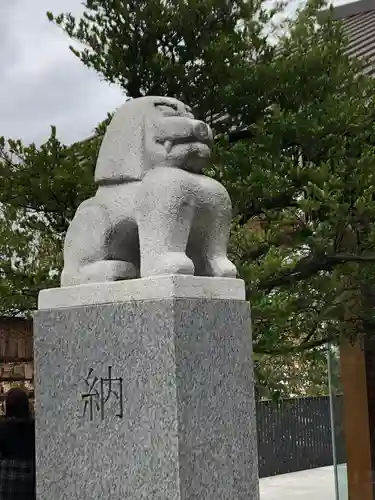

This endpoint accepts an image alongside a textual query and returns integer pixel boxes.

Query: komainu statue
[61,96,237,286]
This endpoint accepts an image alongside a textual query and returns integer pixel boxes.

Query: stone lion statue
[61,96,237,286]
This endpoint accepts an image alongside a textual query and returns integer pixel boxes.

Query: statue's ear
[95,99,146,183]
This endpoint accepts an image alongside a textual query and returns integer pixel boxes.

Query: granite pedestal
[34,275,259,500]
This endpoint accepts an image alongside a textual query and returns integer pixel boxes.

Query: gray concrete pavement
[260,466,338,500]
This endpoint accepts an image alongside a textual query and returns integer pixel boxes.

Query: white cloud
[0,0,353,146]
[0,0,125,145]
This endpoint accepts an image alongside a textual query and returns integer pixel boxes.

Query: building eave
[319,0,375,77]
[319,0,375,20]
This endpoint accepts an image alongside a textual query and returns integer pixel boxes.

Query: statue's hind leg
[187,175,237,278]
[61,200,138,286]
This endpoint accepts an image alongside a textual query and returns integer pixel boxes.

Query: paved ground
[259,466,338,500]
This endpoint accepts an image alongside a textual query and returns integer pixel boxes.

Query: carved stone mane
[95,98,148,183]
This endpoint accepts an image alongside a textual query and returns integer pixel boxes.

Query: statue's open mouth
[156,119,213,154]
[163,137,211,154]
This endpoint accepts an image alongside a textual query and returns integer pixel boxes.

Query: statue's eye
[154,102,179,116]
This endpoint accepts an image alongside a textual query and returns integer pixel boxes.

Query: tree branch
[239,223,312,263]
[241,242,271,261]
[226,128,254,143]
[257,253,375,291]
[238,190,300,223]
[254,334,336,355]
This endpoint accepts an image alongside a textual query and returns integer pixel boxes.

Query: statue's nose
[193,121,213,142]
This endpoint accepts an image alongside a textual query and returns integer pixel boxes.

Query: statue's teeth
[165,140,173,153]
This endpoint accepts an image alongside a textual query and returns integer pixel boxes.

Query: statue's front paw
[205,257,237,278]
[142,252,195,277]
[62,261,138,286]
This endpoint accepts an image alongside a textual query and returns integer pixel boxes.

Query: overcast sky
[0,0,351,147]
[0,0,125,146]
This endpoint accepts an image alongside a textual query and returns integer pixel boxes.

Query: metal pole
[327,344,340,500]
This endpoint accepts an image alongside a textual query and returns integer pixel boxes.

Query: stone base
[38,274,246,309]
[34,278,259,500]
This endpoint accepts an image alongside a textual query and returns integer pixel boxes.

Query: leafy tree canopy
[1,0,375,395]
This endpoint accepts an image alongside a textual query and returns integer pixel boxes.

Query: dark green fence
[256,395,345,477]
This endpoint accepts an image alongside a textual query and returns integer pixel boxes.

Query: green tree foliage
[1,0,375,395]
[0,128,100,314]
[47,0,276,122]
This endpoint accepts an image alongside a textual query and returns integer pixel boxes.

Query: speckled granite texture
[38,275,246,309]
[61,96,237,286]
[34,299,259,500]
